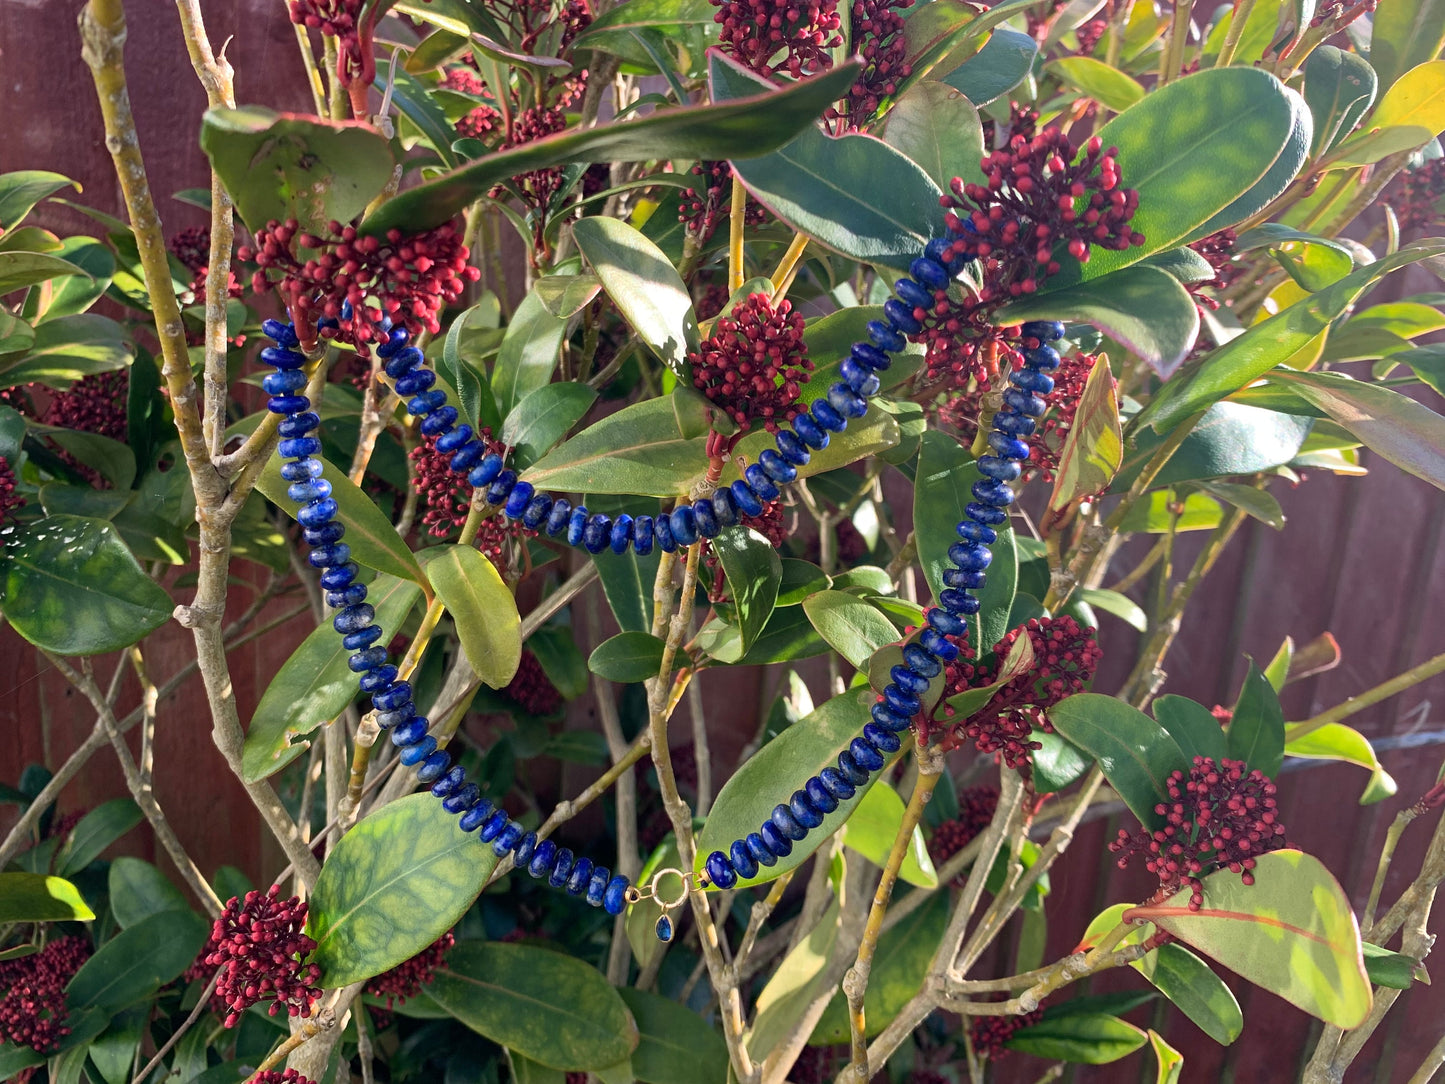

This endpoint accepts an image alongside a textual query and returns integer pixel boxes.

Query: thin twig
[134,968,222,1083]
[1289,652,1445,742]
[243,1008,336,1082]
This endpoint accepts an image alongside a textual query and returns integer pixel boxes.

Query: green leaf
[1151,694,1228,764]
[244,574,421,781]
[1046,56,1145,111]
[1200,481,1286,529]
[524,395,709,497]
[882,81,985,193]
[591,496,663,632]
[0,872,95,922]
[424,544,523,689]
[1134,943,1243,1044]
[1227,661,1287,777]
[1335,60,1445,165]
[1371,0,1445,93]
[0,516,170,655]
[1236,223,1356,292]
[573,216,698,375]
[1031,730,1093,793]
[364,61,861,234]
[54,797,142,876]
[1046,694,1187,829]
[0,251,88,297]
[802,590,900,668]
[107,857,188,928]
[913,430,972,607]
[974,514,1017,656]
[1077,586,1146,631]
[427,942,638,1070]
[1115,403,1314,490]
[589,631,668,683]
[1284,722,1397,803]
[1045,354,1124,510]
[0,313,130,389]
[87,1007,147,1084]
[713,526,782,655]
[810,889,949,1044]
[440,301,502,435]
[1149,1029,1184,1084]
[65,909,208,1013]
[0,171,79,230]
[1125,850,1372,1028]
[749,901,841,1058]
[199,107,396,233]
[572,0,720,71]
[308,793,500,986]
[1305,47,1379,155]
[942,27,1038,106]
[726,403,901,485]
[1141,246,1216,284]
[617,987,726,1084]
[840,782,937,888]
[1361,942,1419,989]
[502,382,598,469]
[382,60,458,167]
[697,691,886,888]
[492,289,569,424]
[1005,1013,1148,1063]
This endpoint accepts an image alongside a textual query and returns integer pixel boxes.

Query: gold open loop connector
[623,867,712,942]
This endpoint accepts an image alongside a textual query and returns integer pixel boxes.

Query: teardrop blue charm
[655,913,674,942]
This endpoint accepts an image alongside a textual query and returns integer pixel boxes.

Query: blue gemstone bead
[529,840,558,879]
[486,470,518,506]
[1011,368,1054,394]
[373,682,413,712]
[730,480,764,517]
[545,498,572,536]
[669,505,698,546]
[819,767,856,802]
[864,723,902,754]
[840,357,880,397]
[894,278,931,310]
[417,749,453,783]
[946,568,988,601]
[458,798,495,832]
[260,345,304,369]
[805,776,839,814]
[342,624,384,651]
[811,400,847,433]
[263,369,308,395]
[431,767,465,799]
[792,412,830,450]
[603,875,630,915]
[940,589,981,615]
[320,562,359,590]
[993,410,1036,437]
[279,436,322,459]
[583,513,612,554]
[965,501,1008,526]
[827,383,868,419]
[610,514,634,555]
[513,832,537,868]
[759,821,793,858]
[988,431,1032,460]
[920,628,959,661]
[744,465,780,502]
[633,515,654,555]
[790,790,824,829]
[883,299,922,335]
[903,644,942,677]
[909,256,950,290]
[711,490,737,528]
[318,543,360,569]
[872,701,912,731]
[479,809,509,842]
[655,512,677,553]
[758,449,796,484]
[957,521,997,545]
[977,455,1022,482]
[278,414,320,439]
[407,390,447,416]
[288,479,332,504]
[972,480,1015,508]
[522,494,553,530]
[450,441,486,473]
[837,751,870,787]
[399,736,437,766]
[924,238,952,265]
[706,851,737,889]
[504,481,535,519]
[348,646,387,672]
[746,832,777,867]
[437,425,473,454]
[851,342,891,371]
[297,500,339,534]
[304,522,346,546]
[927,607,967,637]
[268,394,310,415]
[567,506,589,547]
[730,839,759,880]
[586,866,611,906]
[1021,320,1065,342]
[492,822,523,857]
[771,803,808,841]
[377,704,417,730]
[1023,345,1061,370]
[775,430,810,467]
[384,346,424,378]
[566,856,594,894]
[891,664,929,696]
[262,320,300,346]
[1002,388,1046,417]
[420,406,458,436]
[883,684,921,718]
[850,736,885,772]
[333,604,375,635]
[867,320,906,353]
[377,328,409,358]
[549,848,574,888]
[442,782,479,813]
[308,542,351,568]
[391,717,429,746]
[359,665,398,692]
[693,500,720,539]
[394,368,436,396]
[951,542,993,572]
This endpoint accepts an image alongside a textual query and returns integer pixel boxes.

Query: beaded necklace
[257,234,1066,942]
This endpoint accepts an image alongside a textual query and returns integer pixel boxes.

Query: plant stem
[729,179,748,292]
[244,1007,336,1082]
[769,233,810,302]
[1157,0,1192,85]
[1214,0,1257,68]
[1288,652,1445,741]
[134,968,222,1082]
[1408,1031,1445,1084]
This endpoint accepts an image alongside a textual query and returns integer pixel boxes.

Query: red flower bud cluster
[1075,17,1106,52]
[0,936,91,1053]
[499,106,570,209]
[712,0,843,78]
[1393,158,1445,231]
[1188,228,1242,302]
[170,225,211,275]
[0,455,24,545]
[502,651,564,716]
[241,218,479,348]
[1110,756,1290,910]
[969,1006,1045,1060]
[290,0,375,94]
[1027,351,1102,483]
[694,281,733,322]
[254,1071,317,1084]
[47,370,127,442]
[202,886,322,1027]
[827,0,915,128]
[932,616,1102,768]
[679,162,767,242]
[927,784,999,886]
[364,931,454,1009]
[440,67,503,139]
[689,292,814,431]
[409,430,533,569]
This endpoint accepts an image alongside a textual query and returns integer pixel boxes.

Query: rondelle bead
[468,453,505,488]
[987,431,1032,461]
[851,341,891,371]
[304,522,346,546]
[965,501,1009,526]
[883,684,921,718]
[394,368,436,396]
[926,607,967,637]
[804,776,839,814]
[279,436,322,459]
[479,809,509,843]
[441,781,479,812]
[633,515,655,555]
[377,705,417,730]
[837,750,870,787]
[891,664,930,696]
[348,646,387,672]
[866,320,906,353]
[792,413,830,450]
[758,449,796,484]
[903,643,942,677]
[492,822,523,857]
[262,320,300,346]
[436,424,473,454]
[655,512,677,553]
[610,514,634,555]
[850,736,886,772]
[586,866,611,907]
[417,749,453,785]
[566,856,594,894]
[1010,368,1054,395]
[711,489,737,528]
[549,848,574,888]
[432,768,467,800]
[819,766,856,802]
[450,440,486,473]
[827,383,868,418]
[513,832,537,868]
[583,513,612,554]
[420,406,459,436]
[957,520,998,544]
[746,832,777,867]
[545,498,572,536]
[670,505,699,545]
[391,717,429,746]
[308,542,350,569]
[399,736,437,766]
[744,465,780,502]
[522,494,553,530]
[992,410,1036,437]
[376,327,409,358]
[919,627,959,661]
[268,395,311,415]
[333,604,375,635]
[278,415,321,440]
[384,346,425,378]
[811,399,847,432]
[504,481,535,519]
[939,588,981,615]
[263,369,308,395]
[872,701,912,732]
[789,790,824,829]
[528,840,558,879]
[775,430,811,467]
[288,477,332,504]
[950,542,993,572]
[894,277,931,310]
[771,803,808,841]
[759,821,794,858]
[706,851,738,890]
[567,506,589,547]
[686,500,717,540]
[372,681,413,712]
[342,624,384,651]
[945,568,987,591]
[1001,388,1046,417]
[458,798,496,832]
[972,479,1016,508]
[360,664,399,693]
[485,470,518,506]
[883,299,922,335]
[839,356,879,396]
[909,256,950,290]
[407,390,447,416]
[1023,345,1061,370]
[319,561,358,589]
[730,839,759,880]
[863,722,902,754]
[603,875,630,915]
[924,237,952,265]
[1021,320,1065,342]
[976,455,1022,482]
[730,480,764,517]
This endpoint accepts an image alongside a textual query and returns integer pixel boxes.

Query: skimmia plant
[3,0,1445,1081]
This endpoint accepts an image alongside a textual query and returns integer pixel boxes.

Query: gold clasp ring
[623,867,710,942]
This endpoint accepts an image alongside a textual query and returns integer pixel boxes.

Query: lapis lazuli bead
[342,625,383,651]
[771,803,808,841]
[586,866,611,906]
[670,505,698,546]
[746,833,776,867]
[927,607,967,637]
[790,791,824,829]
[850,736,886,772]
[1021,320,1065,342]
[655,512,677,553]
[263,369,307,395]
[522,494,553,530]
[711,490,737,528]
[744,465,780,502]
[349,646,387,672]
[459,798,496,832]
[377,705,416,730]
[951,542,993,571]
[567,856,594,895]
[260,345,305,369]
[262,320,299,346]
[993,410,1036,437]
[943,569,987,589]
[407,390,447,416]
[863,723,902,754]
[851,342,891,371]
[333,604,375,635]
[988,431,1031,461]
[549,849,574,888]
[319,561,358,590]
[278,415,320,440]
[394,368,436,396]
[805,776,840,814]
[792,413,829,450]
[977,455,1022,482]
[759,821,793,858]
[866,320,906,353]
[513,832,537,868]
[271,396,312,417]
[633,514,654,555]
[693,500,721,539]
[469,453,505,488]
[391,717,429,746]
[828,383,868,419]
[1023,345,1061,370]
[441,781,479,812]
[894,278,931,310]
[430,766,465,799]
[486,470,518,506]
[417,749,453,784]
[706,851,737,889]
[583,513,612,554]
[504,481,535,519]
[730,839,759,880]
[758,449,796,485]
[903,644,941,677]
[920,628,959,661]
[308,542,350,569]
[384,346,424,377]
[872,701,912,732]
[972,479,1016,508]
[437,425,473,455]
[373,681,413,712]
[775,430,810,467]
[450,440,486,473]
[883,684,921,717]
[940,588,981,615]
[819,767,856,802]
[280,437,322,460]
[910,256,950,290]
[377,328,408,357]
[837,751,869,787]
[420,406,458,436]
[529,840,558,879]
[811,399,847,433]
[966,501,1009,526]
[840,356,880,397]
[567,506,589,548]
[883,299,922,335]
[360,665,398,693]
[730,480,764,517]
[492,822,523,857]
[957,520,998,544]
[610,514,634,555]
[290,478,333,505]
[479,809,509,842]
[304,522,345,546]
[924,237,952,265]
[1002,388,1046,416]
[545,498,572,536]
[1011,368,1054,395]
[603,875,630,915]
[399,736,437,766]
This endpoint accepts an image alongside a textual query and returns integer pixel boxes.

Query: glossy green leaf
[1047,694,1186,829]
[366,60,860,233]
[726,403,901,485]
[1305,47,1379,155]
[199,107,395,233]
[0,251,88,297]
[1227,661,1286,778]
[1236,223,1356,292]
[1371,0,1445,93]
[697,691,884,887]
[308,794,499,986]
[107,857,188,928]
[244,574,420,781]
[87,1007,147,1084]
[382,60,458,167]
[493,289,568,423]
[440,301,502,435]
[1047,56,1145,111]
[749,901,841,1057]
[913,430,973,607]
[572,0,719,71]
[882,81,985,193]
[257,451,424,584]
[1284,722,1397,803]
[615,987,726,1084]
[1152,694,1228,764]
[802,590,900,668]
[974,514,1018,656]
[524,395,709,497]
[711,57,944,271]
[1190,87,1313,242]
[502,382,598,469]
[428,942,638,1070]
[1200,481,1286,529]
[1116,402,1314,490]
[0,872,95,922]
[0,314,130,389]
[0,516,170,655]
[1125,850,1371,1028]
[714,525,783,655]
[777,559,831,606]
[840,782,938,888]
[589,631,668,683]
[425,544,523,689]
[66,910,208,1013]
[1134,943,1243,1044]
[1045,354,1125,513]
[0,171,79,230]
[1077,586,1146,631]
[1031,730,1093,793]
[573,216,698,375]
[942,27,1038,106]
[1142,246,1216,284]
[1361,942,1419,989]
[1336,60,1445,164]
[1006,1013,1148,1063]
[55,797,142,876]
[1150,1029,1184,1084]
